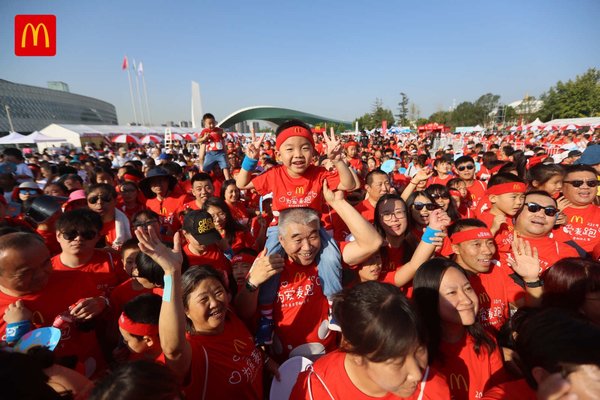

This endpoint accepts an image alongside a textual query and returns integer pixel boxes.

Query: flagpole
[124,56,138,125]
[133,59,146,125]
[141,65,152,126]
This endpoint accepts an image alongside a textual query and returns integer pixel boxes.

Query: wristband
[6,320,31,344]
[421,226,441,244]
[524,279,543,288]
[245,279,258,292]
[163,275,173,302]
[241,156,258,172]
[410,181,419,185]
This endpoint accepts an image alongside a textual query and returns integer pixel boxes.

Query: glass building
[0,79,118,134]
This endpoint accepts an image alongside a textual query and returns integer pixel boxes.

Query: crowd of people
[0,113,599,400]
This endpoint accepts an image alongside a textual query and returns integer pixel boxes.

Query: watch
[245,279,258,292]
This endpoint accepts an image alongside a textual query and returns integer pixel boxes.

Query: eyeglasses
[525,202,559,217]
[133,220,158,228]
[457,164,475,171]
[563,180,599,188]
[430,193,450,200]
[19,189,38,195]
[87,194,113,204]
[380,210,407,221]
[120,186,137,193]
[61,230,98,241]
[413,202,439,211]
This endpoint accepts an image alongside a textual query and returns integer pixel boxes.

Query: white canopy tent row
[0,131,69,151]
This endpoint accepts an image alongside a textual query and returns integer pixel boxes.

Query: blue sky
[1,0,599,126]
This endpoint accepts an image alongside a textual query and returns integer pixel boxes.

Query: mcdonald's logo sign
[295,186,305,195]
[449,373,468,391]
[15,15,56,56]
[570,215,584,224]
[478,292,490,304]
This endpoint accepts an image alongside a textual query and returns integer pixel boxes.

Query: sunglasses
[19,189,39,195]
[430,193,450,200]
[133,220,158,228]
[525,202,559,217]
[563,180,599,188]
[61,230,98,241]
[413,202,439,211]
[457,164,475,171]
[87,194,113,204]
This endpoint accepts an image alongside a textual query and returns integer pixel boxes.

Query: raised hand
[556,196,572,212]
[3,300,32,324]
[245,128,266,160]
[247,249,285,287]
[135,226,183,274]
[427,208,451,230]
[322,179,344,205]
[507,233,541,281]
[324,127,343,162]
[413,167,433,183]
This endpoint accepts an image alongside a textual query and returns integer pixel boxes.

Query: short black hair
[190,172,213,185]
[122,294,162,339]
[56,208,103,233]
[275,119,311,137]
[202,113,216,122]
[454,155,474,166]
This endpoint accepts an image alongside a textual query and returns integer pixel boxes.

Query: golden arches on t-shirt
[293,272,307,284]
[570,215,584,224]
[449,373,468,391]
[478,292,491,304]
[233,338,247,354]
[31,310,45,326]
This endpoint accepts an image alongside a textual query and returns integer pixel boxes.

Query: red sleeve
[319,168,341,190]
[289,371,311,400]
[249,169,273,196]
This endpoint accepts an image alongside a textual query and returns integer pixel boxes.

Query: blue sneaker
[328,312,341,332]
[256,316,274,345]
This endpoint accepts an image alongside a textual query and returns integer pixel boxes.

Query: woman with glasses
[11,181,43,217]
[203,197,254,255]
[117,181,146,223]
[426,184,461,222]
[372,193,450,294]
[86,183,131,251]
[556,165,600,255]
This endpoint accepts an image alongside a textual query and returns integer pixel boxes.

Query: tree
[396,92,409,126]
[474,93,501,127]
[408,103,421,124]
[450,101,481,127]
[428,110,452,125]
[354,98,395,130]
[538,68,600,120]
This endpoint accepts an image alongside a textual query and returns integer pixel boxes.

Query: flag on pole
[122,56,128,70]
[132,59,137,72]
[137,62,144,76]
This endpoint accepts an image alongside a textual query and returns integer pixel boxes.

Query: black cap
[138,167,177,199]
[182,210,221,245]
[26,195,65,223]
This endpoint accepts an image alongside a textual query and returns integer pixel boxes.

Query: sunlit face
[435,161,451,175]
[278,220,321,266]
[563,171,597,207]
[453,234,496,274]
[119,184,138,203]
[358,344,428,397]
[490,191,525,216]
[122,248,139,276]
[44,184,67,197]
[357,252,383,282]
[223,184,239,203]
[278,136,314,177]
[453,181,468,198]
[150,177,169,197]
[119,327,151,354]
[367,158,377,170]
[429,191,450,211]
[206,205,227,232]
[87,189,116,216]
[232,260,252,286]
[56,226,100,256]
[192,180,214,203]
[535,174,564,198]
[95,172,114,185]
[0,241,52,296]
[185,277,228,334]
[410,195,434,226]
[515,194,558,238]
[378,199,408,238]
[455,162,475,180]
[203,117,216,130]
[438,267,478,327]
[347,145,358,158]
[366,174,391,202]
[64,178,83,191]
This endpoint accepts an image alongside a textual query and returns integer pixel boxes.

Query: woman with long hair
[202,196,255,254]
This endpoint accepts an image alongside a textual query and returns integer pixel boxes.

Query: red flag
[122,56,128,70]
[382,120,387,135]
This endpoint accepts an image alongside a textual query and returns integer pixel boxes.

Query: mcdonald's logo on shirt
[449,373,468,391]
[15,15,56,56]
[295,186,305,195]
[570,215,584,224]
[232,338,247,354]
[478,292,491,304]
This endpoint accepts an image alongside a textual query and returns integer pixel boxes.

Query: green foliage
[354,98,395,130]
[429,110,452,125]
[538,68,600,120]
[397,92,409,126]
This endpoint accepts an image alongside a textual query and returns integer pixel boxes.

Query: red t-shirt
[145,193,188,240]
[558,204,600,253]
[355,198,376,224]
[36,227,61,256]
[272,259,337,362]
[201,128,225,152]
[51,249,125,296]
[183,243,232,287]
[482,379,536,400]
[250,165,341,212]
[498,234,579,274]
[467,262,524,332]
[466,180,487,210]
[348,157,364,173]
[0,271,104,374]
[435,334,506,400]
[227,201,250,226]
[108,278,163,318]
[290,351,451,400]
[479,211,514,254]
[428,175,453,187]
[183,310,263,400]
[118,202,146,223]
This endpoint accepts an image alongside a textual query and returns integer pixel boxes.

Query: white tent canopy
[0,131,28,144]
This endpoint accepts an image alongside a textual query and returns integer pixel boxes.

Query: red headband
[118,313,159,337]
[344,141,358,149]
[450,228,493,244]
[487,182,527,195]
[232,253,256,265]
[275,126,315,150]
[489,163,505,175]
[123,174,141,183]
[449,189,461,197]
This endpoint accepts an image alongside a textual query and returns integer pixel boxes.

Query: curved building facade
[0,79,118,133]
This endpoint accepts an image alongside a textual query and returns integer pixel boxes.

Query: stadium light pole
[4,105,15,132]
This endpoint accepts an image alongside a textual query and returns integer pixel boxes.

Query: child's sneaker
[256,316,274,345]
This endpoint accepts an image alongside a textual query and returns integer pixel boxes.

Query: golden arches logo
[570,215,584,224]
[293,272,307,283]
[21,22,50,48]
[295,186,305,195]
[478,292,490,304]
[449,373,467,391]
[233,338,247,354]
